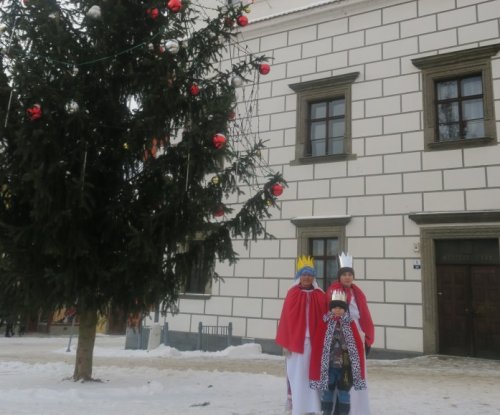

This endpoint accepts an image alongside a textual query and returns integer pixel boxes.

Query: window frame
[308,97,347,157]
[308,236,341,291]
[292,216,351,290]
[434,74,485,141]
[289,72,359,165]
[179,237,213,298]
[412,44,500,151]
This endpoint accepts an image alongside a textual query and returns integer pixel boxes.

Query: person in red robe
[325,252,374,415]
[310,290,367,415]
[276,256,327,415]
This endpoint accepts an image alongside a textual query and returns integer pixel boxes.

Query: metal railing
[197,322,233,351]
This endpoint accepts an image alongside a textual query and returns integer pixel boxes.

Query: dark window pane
[461,76,482,96]
[329,98,345,117]
[309,237,339,290]
[329,119,345,138]
[439,123,460,140]
[437,80,458,100]
[311,102,327,119]
[438,102,459,123]
[311,139,326,156]
[464,120,485,139]
[326,259,338,279]
[312,239,324,256]
[184,242,212,294]
[328,137,344,154]
[310,121,326,140]
[327,239,339,256]
[462,99,484,120]
[315,260,324,280]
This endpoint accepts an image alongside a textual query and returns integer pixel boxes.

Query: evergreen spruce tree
[0,0,283,380]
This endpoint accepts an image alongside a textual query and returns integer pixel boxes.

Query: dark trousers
[5,322,14,337]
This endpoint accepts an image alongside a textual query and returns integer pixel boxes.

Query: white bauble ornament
[86,5,102,19]
[231,75,243,87]
[65,100,79,114]
[165,39,179,54]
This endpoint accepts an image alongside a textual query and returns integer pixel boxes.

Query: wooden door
[437,265,470,356]
[470,265,500,359]
[437,264,500,359]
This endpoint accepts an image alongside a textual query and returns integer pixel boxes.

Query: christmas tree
[0,0,283,380]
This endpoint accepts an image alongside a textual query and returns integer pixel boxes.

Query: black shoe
[337,402,350,415]
[321,401,333,415]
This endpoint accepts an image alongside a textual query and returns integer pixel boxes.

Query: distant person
[4,316,15,337]
[276,256,327,415]
[326,252,374,415]
[311,290,367,415]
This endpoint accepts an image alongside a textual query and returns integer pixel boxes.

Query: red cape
[326,281,375,346]
[276,284,327,354]
[310,314,366,387]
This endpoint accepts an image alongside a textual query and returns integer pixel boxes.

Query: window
[291,216,351,291]
[180,240,213,296]
[436,75,485,141]
[309,98,346,156]
[412,44,500,150]
[289,72,359,164]
[309,237,339,290]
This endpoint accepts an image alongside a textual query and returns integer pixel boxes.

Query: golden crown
[297,255,314,271]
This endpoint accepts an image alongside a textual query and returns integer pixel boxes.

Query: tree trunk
[73,306,98,381]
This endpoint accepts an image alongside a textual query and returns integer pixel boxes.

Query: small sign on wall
[413,260,421,270]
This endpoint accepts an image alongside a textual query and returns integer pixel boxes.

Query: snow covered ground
[0,334,499,415]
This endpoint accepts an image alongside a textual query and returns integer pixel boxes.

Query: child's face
[331,306,345,317]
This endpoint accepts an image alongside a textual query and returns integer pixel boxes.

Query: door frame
[419,224,500,354]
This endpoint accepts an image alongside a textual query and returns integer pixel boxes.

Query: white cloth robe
[285,290,321,415]
[348,296,372,415]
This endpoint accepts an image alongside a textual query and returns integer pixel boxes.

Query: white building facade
[159,0,500,358]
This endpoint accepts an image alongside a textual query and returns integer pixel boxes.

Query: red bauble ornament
[167,0,182,13]
[189,83,200,96]
[212,133,226,149]
[26,104,42,121]
[271,183,284,197]
[146,7,159,20]
[213,207,225,217]
[236,15,248,27]
[259,63,271,75]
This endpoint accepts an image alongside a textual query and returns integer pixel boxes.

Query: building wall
[160,0,500,354]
